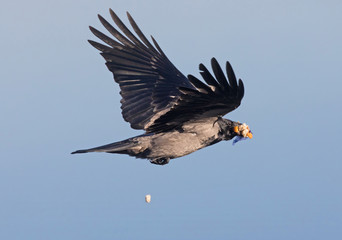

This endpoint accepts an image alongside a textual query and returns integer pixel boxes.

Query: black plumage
[72,10,252,165]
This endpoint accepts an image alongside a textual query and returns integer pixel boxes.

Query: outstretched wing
[88,9,194,130]
[146,58,244,133]
[89,10,244,133]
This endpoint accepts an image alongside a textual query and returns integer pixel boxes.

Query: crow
[72,9,253,165]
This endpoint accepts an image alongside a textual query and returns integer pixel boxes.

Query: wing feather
[226,61,238,90]
[211,58,231,93]
[89,10,192,130]
[88,40,112,52]
[199,64,222,92]
[146,58,244,133]
[88,10,245,133]
[126,12,160,53]
[98,14,135,49]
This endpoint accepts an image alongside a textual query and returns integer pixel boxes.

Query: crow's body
[72,10,252,165]
[73,117,238,165]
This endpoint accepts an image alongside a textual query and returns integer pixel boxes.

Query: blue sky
[1,0,342,239]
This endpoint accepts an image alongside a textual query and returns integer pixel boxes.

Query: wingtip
[225,61,234,73]
[97,14,105,22]
[97,14,103,21]
[239,79,245,98]
[126,11,136,25]
[109,8,118,20]
[87,39,107,52]
[89,25,96,33]
[87,39,94,47]
[210,58,220,70]
[211,57,218,63]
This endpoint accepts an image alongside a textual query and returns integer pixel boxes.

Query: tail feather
[71,139,135,154]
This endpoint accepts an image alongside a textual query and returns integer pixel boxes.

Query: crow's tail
[71,138,137,155]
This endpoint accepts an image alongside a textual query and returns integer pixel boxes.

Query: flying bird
[72,10,253,165]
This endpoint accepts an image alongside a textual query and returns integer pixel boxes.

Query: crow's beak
[233,126,239,134]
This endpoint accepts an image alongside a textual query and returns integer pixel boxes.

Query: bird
[72,9,253,165]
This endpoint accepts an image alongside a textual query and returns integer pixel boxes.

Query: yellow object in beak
[234,123,253,139]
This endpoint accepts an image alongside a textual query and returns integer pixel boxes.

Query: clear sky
[1,0,342,239]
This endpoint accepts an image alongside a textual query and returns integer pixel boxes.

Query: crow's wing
[146,58,244,133]
[89,10,244,133]
[88,10,194,130]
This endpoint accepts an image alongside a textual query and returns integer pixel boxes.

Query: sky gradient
[1,0,342,239]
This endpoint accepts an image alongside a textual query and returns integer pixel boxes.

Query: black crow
[72,10,253,165]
